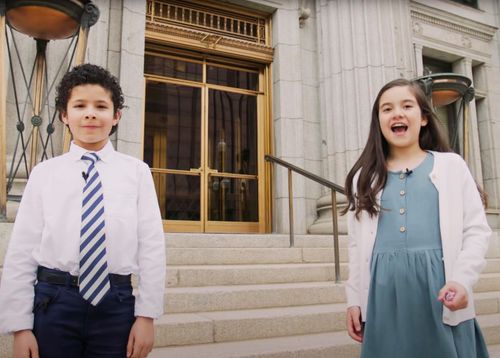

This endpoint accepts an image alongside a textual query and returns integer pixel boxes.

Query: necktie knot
[82,153,99,167]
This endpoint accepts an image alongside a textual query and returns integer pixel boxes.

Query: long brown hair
[343,78,451,219]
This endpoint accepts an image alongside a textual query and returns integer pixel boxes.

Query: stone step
[485,258,500,273]
[164,286,500,316]
[150,331,360,358]
[165,233,349,248]
[488,344,500,358]
[150,314,500,357]
[166,247,348,265]
[166,263,348,287]
[474,291,500,315]
[478,313,500,345]
[154,303,347,347]
[153,303,500,348]
[164,282,346,313]
[0,309,498,358]
[163,282,500,315]
[475,273,500,293]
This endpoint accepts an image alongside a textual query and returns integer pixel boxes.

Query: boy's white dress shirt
[0,141,166,334]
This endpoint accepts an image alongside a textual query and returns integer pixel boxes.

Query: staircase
[148,233,500,358]
[1,230,499,357]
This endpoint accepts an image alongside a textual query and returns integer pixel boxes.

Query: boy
[0,64,166,358]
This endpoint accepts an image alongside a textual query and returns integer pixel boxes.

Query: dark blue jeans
[32,274,135,358]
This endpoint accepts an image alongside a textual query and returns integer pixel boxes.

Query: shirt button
[399,173,405,180]
[399,208,405,214]
[400,226,406,233]
[400,190,406,196]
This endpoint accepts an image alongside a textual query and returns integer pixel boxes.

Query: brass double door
[144,54,265,233]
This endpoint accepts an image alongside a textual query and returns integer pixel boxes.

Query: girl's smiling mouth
[391,123,408,134]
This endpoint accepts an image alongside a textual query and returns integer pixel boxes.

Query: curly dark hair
[55,63,124,135]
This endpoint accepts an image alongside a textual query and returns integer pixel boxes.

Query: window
[449,0,478,9]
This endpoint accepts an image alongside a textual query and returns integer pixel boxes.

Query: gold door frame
[144,50,272,233]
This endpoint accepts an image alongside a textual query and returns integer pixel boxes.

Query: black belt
[37,266,131,287]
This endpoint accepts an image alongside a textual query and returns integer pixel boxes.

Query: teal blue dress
[361,153,489,358]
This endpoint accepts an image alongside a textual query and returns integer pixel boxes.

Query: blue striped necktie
[79,153,110,305]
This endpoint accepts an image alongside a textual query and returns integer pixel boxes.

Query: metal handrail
[265,154,345,283]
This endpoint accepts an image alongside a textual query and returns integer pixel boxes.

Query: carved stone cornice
[146,21,274,63]
[410,2,497,42]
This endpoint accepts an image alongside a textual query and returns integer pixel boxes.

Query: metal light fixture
[416,73,474,107]
[0,0,100,218]
[415,73,475,162]
[5,0,89,40]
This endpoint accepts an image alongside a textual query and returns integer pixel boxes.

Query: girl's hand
[438,281,468,311]
[13,330,39,358]
[346,306,363,342]
[126,317,154,358]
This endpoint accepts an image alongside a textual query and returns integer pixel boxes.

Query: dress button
[399,173,405,180]
[399,208,405,214]
[400,226,406,233]
[400,190,405,196]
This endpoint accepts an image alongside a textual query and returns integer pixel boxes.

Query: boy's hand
[127,316,154,358]
[13,330,39,358]
[346,306,363,343]
[438,281,468,311]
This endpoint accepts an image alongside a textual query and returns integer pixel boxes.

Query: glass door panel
[144,80,202,228]
[207,175,258,222]
[207,89,258,224]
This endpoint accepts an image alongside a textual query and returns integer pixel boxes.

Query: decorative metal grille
[146,0,267,45]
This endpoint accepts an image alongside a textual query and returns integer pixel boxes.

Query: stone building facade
[2,0,499,233]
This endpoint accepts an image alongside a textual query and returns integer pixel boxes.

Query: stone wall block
[119,54,145,99]
[273,8,300,46]
[274,45,302,82]
[274,81,303,119]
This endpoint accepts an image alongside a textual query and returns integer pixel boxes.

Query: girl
[344,78,491,357]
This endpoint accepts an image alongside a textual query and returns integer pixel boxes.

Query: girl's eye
[404,105,413,109]
[382,107,391,113]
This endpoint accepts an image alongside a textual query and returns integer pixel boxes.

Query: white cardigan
[345,151,491,326]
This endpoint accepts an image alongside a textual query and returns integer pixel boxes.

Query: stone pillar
[115,0,146,159]
[452,58,483,184]
[272,0,308,234]
[414,43,424,76]
[309,0,414,234]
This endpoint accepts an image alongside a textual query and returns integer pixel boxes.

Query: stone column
[272,0,308,234]
[414,43,424,76]
[309,0,415,234]
[115,0,146,159]
[452,58,484,184]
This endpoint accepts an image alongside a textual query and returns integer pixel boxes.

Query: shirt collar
[69,140,115,163]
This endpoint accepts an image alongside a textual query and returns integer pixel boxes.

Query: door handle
[206,167,219,174]
[190,167,202,173]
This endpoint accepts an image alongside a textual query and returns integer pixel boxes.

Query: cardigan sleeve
[450,158,491,292]
[345,172,362,308]
[346,209,361,308]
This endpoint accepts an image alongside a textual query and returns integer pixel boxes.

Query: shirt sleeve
[0,165,44,334]
[134,162,166,319]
